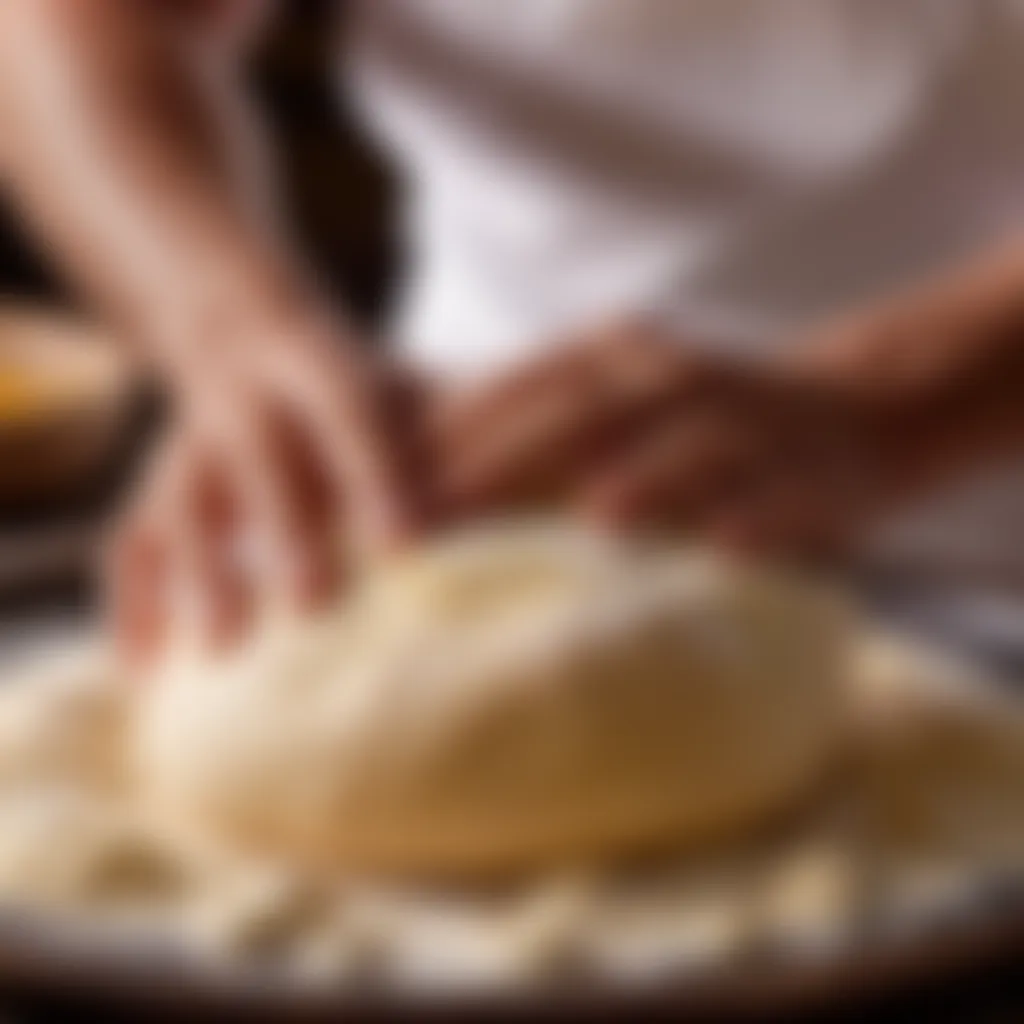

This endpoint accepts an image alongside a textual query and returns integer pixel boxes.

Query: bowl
[0,307,139,508]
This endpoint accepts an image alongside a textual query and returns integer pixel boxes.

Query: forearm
[0,0,321,382]
[795,241,1024,490]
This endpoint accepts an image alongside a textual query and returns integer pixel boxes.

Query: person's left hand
[434,323,914,556]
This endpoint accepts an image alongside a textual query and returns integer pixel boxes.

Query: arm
[795,241,1024,489]
[0,0,290,366]
[436,240,1024,554]
[0,0,422,658]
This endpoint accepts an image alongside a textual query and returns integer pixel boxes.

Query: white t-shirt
[347,0,1024,654]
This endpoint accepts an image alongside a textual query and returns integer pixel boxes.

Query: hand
[110,317,429,664]
[435,322,912,555]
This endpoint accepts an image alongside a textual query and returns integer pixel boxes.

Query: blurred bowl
[0,307,139,508]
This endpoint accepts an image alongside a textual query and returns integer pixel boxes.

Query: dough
[135,523,849,878]
[0,788,187,914]
[0,553,1021,981]
[853,636,1024,875]
[0,646,127,796]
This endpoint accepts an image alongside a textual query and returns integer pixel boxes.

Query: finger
[326,351,431,556]
[705,408,876,558]
[433,325,654,480]
[107,512,169,670]
[439,366,617,509]
[178,446,254,649]
[216,395,342,609]
[264,400,341,605]
[689,420,859,558]
[432,326,633,443]
[579,412,758,532]
[437,319,700,432]
[106,433,186,668]
[437,327,710,509]
[131,435,247,653]
[277,345,426,560]
[710,483,849,558]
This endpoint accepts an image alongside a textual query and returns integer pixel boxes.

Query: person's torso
[350,0,1024,375]
[347,0,1024,643]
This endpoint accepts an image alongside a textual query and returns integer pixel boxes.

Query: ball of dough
[135,524,849,878]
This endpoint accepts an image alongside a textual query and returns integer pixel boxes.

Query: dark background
[0,2,397,325]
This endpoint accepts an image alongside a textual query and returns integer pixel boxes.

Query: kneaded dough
[0,646,127,797]
[135,523,849,878]
[853,636,1024,874]
[0,788,188,913]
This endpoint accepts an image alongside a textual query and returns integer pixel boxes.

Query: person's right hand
[109,318,429,665]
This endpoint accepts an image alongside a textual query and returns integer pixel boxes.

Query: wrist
[795,239,1024,396]
[790,278,1024,500]
[138,260,355,395]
